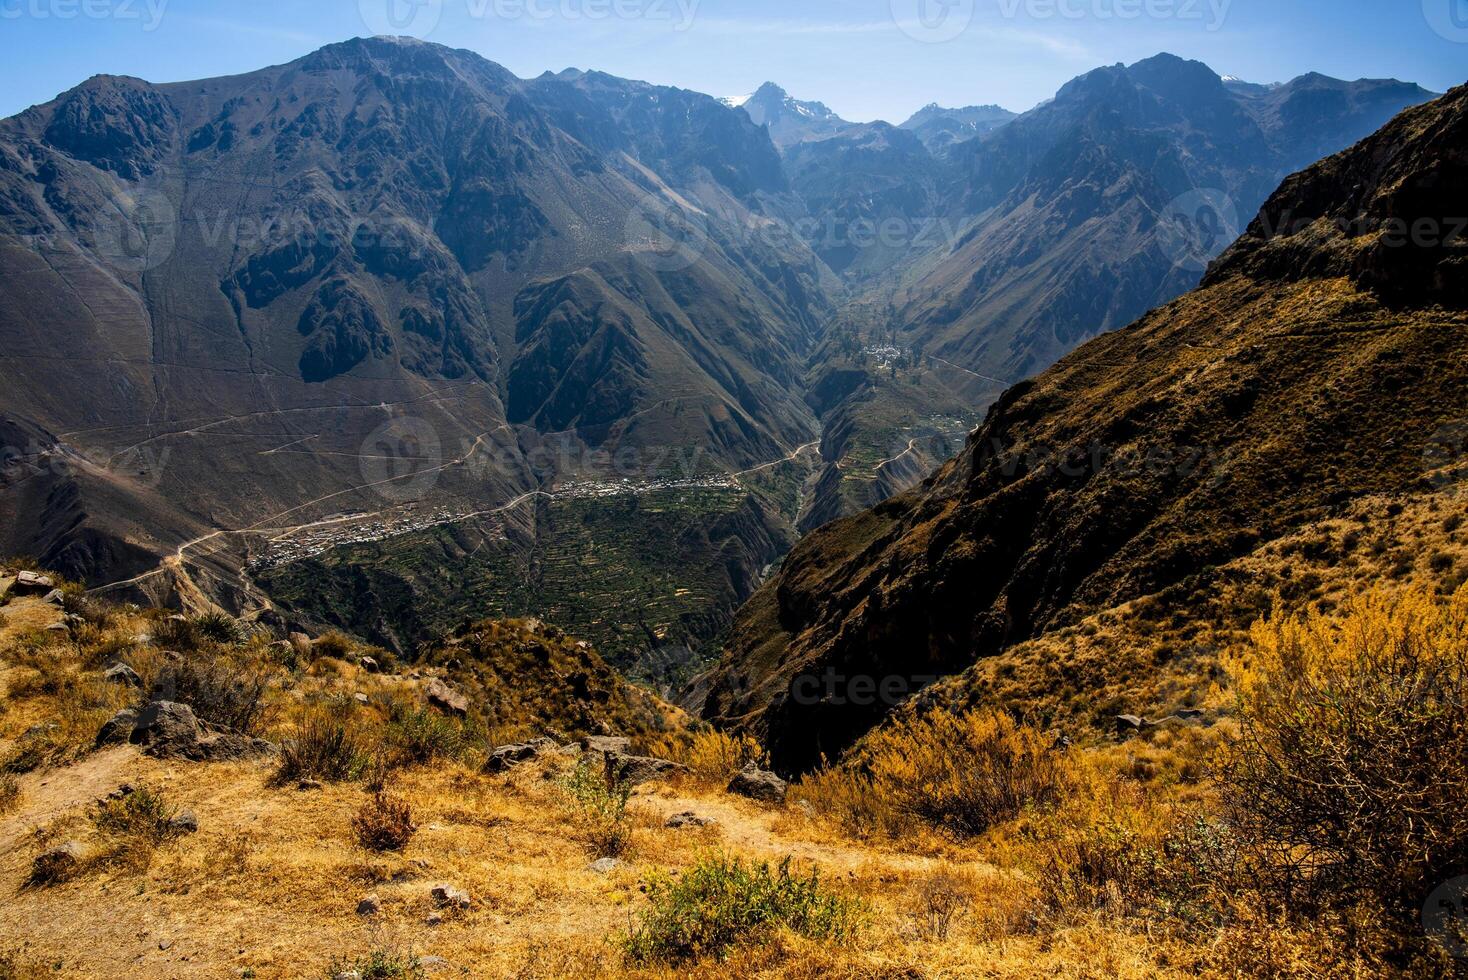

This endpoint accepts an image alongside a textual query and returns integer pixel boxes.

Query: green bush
[92,786,185,862]
[275,713,371,784]
[386,705,467,766]
[625,854,862,964]
[559,755,633,857]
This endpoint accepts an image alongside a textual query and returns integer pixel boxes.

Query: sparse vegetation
[559,755,633,857]
[352,793,417,852]
[275,710,372,784]
[147,649,273,734]
[625,855,863,964]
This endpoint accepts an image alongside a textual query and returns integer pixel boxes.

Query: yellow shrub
[796,709,1075,838]
[659,728,766,784]
[1224,585,1468,926]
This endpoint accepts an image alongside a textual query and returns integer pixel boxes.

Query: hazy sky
[1,0,1464,121]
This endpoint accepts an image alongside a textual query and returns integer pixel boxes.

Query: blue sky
[1,0,1464,122]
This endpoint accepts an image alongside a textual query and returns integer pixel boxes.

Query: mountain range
[0,38,1445,686]
[701,80,1468,770]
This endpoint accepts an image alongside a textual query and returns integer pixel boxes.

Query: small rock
[431,883,471,909]
[44,622,69,632]
[728,762,788,804]
[297,779,323,791]
[424,911,443,927]
[103,663,142,688]
[359,656,380,674]
[41,588,65,606]
[419,955,450,972]
[356,893,381,917]
[353,692,370,705]
[444,658,463,671]
[169,810,199,835]
[1176,708,1207,721]
[426,679,468,717]
[589,857,620,874]
[158,940,173,951]
[665,811,715,829]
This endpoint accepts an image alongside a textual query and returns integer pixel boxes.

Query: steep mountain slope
[702,83,1468,771]
[0,38,833,666]
[793,57,1440,532]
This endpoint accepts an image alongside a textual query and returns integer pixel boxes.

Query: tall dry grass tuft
[796,708,1076,838]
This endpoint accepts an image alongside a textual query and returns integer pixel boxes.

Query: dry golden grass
[5,577,1463,977]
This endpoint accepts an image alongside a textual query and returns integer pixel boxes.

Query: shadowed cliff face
[702,84,1468,774]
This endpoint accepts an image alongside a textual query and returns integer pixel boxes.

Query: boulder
[12,570,55,595]
[41,589,65,606]
[356,893,382,917]
[96,707,141,747]
[132,701,203,755]
[127,700,274,762]
[484,737,560,773]
[426,678,468,717]
[103,663,142,688]
[728,762,788,804]
[604,751,689,786]
[1113,714,1146,734]
[665,811,716,829]
[431,883,471,909]
[359,656,380,674]
[44,622,69,633]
